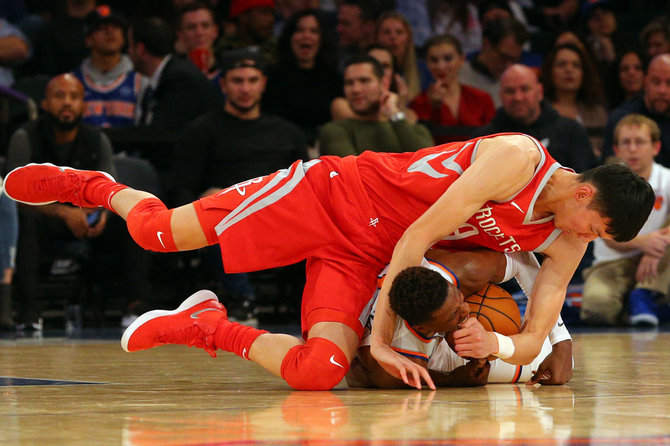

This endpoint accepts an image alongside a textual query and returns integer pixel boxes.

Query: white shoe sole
[4,162,116,206]
[120,290,219,352]
[630,313,659,327]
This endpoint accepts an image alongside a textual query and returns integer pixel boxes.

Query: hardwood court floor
[1,330,670,446]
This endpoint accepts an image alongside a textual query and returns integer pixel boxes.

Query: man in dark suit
[128,16,222,132]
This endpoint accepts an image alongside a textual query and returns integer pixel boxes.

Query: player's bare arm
[370,135,542,389]
[347,346,489,388]
[454,234,585,364]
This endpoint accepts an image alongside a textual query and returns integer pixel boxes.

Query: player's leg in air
[3,163,367,391]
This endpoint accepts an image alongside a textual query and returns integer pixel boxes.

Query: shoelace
[35,172,82,204]
[157,324,218,358]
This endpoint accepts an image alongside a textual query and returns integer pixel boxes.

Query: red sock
[84,176,128,211]
[212,320,268,360]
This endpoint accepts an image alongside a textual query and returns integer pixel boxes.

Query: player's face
[344,63,383,117]
[291,15,320,67]
[418,286,470,336]
[614,124,660,178]
[555,201,613,242]
[221,67,267,113]
[179,9,218,51]
[426,42,464,84]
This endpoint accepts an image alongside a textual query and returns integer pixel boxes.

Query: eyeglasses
[617,138,653,148]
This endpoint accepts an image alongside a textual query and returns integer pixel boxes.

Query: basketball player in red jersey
[3,133,652,390]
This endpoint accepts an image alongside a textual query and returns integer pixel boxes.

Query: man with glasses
[581,114,670,327]
[458,17,528,107]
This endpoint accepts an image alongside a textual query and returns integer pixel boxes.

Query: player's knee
[126,198,177,252]
[280,337,349,390]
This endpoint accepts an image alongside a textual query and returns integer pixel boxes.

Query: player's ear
[576,185,596,202]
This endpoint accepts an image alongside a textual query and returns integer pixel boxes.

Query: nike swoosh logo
[190,308,223,319]
[510,201,525,214]
[157,231,166,249]
[558,322,564,327]
[242,348,248,359]
[329,355,344,368]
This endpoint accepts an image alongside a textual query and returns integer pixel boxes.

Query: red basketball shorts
[192,159,390,339]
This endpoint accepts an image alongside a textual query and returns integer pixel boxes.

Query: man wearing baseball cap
[215,0,278,66]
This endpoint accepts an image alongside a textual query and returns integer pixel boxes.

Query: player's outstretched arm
[457,234,584,364]
[370,135,541,388]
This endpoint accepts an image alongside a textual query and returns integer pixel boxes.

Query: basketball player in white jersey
[347,249,573,388]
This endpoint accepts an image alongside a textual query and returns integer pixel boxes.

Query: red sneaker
[121,290,227,358]
[4,163,115,207]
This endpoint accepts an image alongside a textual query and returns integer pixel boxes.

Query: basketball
[465,283,521,336]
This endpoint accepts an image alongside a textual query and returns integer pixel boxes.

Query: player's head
[613,114,661,178]
[389,267,469,336]
[574,164,655,242]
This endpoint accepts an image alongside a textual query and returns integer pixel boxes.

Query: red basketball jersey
[340,132,565,253]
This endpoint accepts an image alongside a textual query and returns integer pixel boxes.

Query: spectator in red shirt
[410,34,495,143]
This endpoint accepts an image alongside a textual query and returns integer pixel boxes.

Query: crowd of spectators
[1,0,670,332]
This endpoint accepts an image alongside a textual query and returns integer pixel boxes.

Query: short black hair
[389,267,452,326]
[130,17,175,57]
[178,1,216,28]
[483,17,528,46]
[344,53,384,79]
[341,0,381,22]
[580,164,655,242]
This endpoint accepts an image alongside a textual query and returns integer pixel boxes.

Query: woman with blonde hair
[376,11,425,101]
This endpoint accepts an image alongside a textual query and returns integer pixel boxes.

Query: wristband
[549,315,572,345]
[493,332,515,359]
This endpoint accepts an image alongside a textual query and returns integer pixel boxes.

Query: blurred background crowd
[0,0,669,334]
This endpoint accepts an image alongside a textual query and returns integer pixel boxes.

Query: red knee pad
[126,198,177,252]
[280,337,349,391]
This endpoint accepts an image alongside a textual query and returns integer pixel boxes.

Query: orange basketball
[465,283,521,336]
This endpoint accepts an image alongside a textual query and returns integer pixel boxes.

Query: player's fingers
[408,367,422,390]
[399,368,410,387]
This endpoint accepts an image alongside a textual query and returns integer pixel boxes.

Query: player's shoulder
[477,133,542,161]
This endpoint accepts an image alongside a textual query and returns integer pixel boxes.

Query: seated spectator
[428,0,482,55]
[130,16,221,130]
[318,54,433,157]
[264,9,342,145]
[608,49,645,110]
[581,114,670,327]
[0,18,30,87]
[540,43,607,157]
[458,17,528,107]
[639,16,670,63]
[5,74,151,329]
[602,54,670,166]
[171,50,307,324]
[214,0,278,67]
[330,44,418,123]
[0,188,18,330]
[375,11,425,100]
[72,10,144,128]
[33,0,97,75]
[174,1,222,86]
[475,64,596,172]
[581,1,621,71]
[335,0,380,70]
[409,34,495,143]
